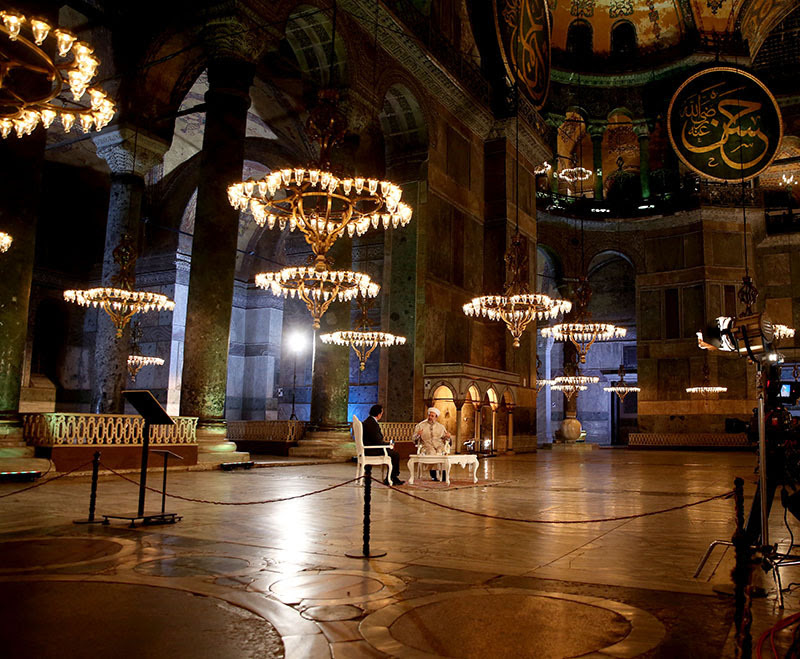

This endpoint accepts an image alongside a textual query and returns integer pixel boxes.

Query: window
[611,21,636,58]
[566,20,593,60]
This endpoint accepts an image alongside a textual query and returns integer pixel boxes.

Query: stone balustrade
[22,413,198,446]
[378,422,417,444]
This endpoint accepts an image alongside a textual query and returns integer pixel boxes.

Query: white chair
[352,414,392,481]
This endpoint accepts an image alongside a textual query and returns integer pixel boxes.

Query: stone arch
[378,82,430,167]
[566,19,593,58]
[587,249,635,277]
[537,243,565,296]
[610,20,637,58]
[282,3,349,87]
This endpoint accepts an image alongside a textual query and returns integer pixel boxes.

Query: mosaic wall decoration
[570,0,595,18]
[609,0,634,18]
[495,0,551,109]
[646,0,662,40]
[667,67,783,182]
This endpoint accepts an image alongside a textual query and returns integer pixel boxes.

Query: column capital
[93,126,169,177]
[199,10,267,64]
[632,119,652,140]
[587,122,606,140]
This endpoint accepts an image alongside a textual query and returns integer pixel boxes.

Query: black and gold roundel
[667,67,782,182]
[493,0,550,110]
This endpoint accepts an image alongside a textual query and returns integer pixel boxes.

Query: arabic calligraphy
[497,0,550,110]
[668,68,782,182]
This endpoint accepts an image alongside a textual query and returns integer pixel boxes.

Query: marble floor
[1,449,799,658]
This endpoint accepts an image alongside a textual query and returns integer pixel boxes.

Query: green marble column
[588,123,606,201]
[634,121,651,200]
[180,56,254,461]
[91,128,167,413]
[0,131,44,447]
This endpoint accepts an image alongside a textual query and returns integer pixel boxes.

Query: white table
[407,454,479,485]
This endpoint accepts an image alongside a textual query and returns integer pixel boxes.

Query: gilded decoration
[495,0,551,109]
[570,0,595,17]
[609,0,634,18]
[667,67,782,182]
[741,0,797,58]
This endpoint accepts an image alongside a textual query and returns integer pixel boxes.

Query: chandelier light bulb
[1,12,116,139]
[0,231,13,253]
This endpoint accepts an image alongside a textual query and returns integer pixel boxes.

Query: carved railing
[226,420,306,443]
[22,413,198,446]
[379,422,417,444]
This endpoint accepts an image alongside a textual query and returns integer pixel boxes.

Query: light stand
[286,330,308,421]
[290,349,298,420]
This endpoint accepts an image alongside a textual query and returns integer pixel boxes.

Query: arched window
[611,21,637,58]
[566,20,593,60]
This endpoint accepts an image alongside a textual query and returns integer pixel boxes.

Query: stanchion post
[161,451,169,515]
[732,476,753,659]
[74,451,103,525]
[345,464,387,559]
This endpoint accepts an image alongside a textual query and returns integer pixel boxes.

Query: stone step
[0,446,36,459]
[197,450,251,465]
[289,440,355,460]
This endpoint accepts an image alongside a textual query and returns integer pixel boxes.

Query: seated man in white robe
[413,407,452,481]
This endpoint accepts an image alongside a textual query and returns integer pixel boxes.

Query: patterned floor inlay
[0,537,129,572]
[359,588,665,658]
[134,555,251,577]
[263,569,406,606]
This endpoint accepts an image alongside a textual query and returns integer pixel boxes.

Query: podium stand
[102,390,182,527]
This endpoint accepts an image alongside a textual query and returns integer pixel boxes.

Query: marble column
[92,128,167,413]
[634,121,651,200]
[588,123,605,201]
[0,129,46,466]
[453,398,464,454]
[180,52,255,462]
[507,404,515,453]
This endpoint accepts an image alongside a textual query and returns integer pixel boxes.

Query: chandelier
[603,364,641,401]
[228,91,411,272]
[540,278,626,362]
[0,9,115,139]
[464,233,571,348]
[686,357,727,396]
[64,235,175,338]
[558,166,592,183]
[255,265,379,330]
[0,231,11,253]
[321,298,405,371]
[551,374,598,400]
[126,322,164,382]
[534,162,552,175]
[774,324,796,341]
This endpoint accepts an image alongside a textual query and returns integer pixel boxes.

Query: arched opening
[537,246,564,443]
[431,384,458,440]
[566,20,593,60]
[611,21,637,59]
[480,388,499,454]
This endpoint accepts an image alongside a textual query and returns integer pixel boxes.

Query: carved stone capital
[199,9,267,63]
[588,122,606,141]
[632,120,651,140]
[93,126,169,177]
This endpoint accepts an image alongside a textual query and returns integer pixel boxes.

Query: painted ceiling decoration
[493,0,551,109]
[667,67,783,182]
[741,0,799,58]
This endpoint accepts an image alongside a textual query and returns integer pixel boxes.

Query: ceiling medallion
[228,90,411,273]
[603,364,641,401]
[0,9,115,138]
[321,299,406,371]
[464,233,571,348]
[64,235,175,338]
[255,265,379,331]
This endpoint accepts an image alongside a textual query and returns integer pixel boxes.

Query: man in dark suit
[362,404,404,485]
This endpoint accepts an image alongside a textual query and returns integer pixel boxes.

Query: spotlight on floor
[0,470,43,483]
[220,461,255,472]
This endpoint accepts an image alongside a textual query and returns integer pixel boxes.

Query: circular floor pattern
[266,569,406,606]
[301,604,363,621]
[0,581,284,658]
[360,588,666,659]
[134,555,251,577]
[0,537,126,573]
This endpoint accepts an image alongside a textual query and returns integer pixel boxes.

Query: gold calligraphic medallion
[493,0,550,110]
[668,67,782,183]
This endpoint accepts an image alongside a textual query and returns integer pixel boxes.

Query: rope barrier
[100,462,364,505]
[373,477,735,524]
[0,459,90,499]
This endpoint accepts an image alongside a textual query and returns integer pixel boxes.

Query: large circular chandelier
[558,166,592,183]
[228,90,411,271]
[321,330,406,371]
[64,236,174,338]
[540,322,627,363]
[686,357,727,397]
[551,374,598,400]
[127,355,164,382]
[603,364,641,401]
[0,231,11,252]
[255,266,379,330]
[0,9,115,138]
[463,234,571,348]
